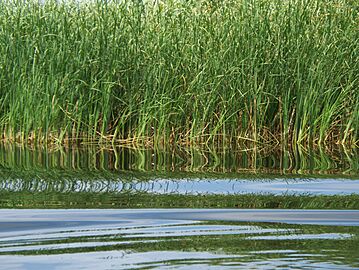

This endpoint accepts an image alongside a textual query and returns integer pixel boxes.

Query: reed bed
[0,0,358,148]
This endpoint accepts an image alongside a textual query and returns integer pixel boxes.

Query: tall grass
[0,0,358,147]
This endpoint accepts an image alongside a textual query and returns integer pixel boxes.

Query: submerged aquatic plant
[0,0,358,148]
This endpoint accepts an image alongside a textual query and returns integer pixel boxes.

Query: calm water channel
[0,145,358,269]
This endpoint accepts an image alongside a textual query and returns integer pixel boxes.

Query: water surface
[0,145,358,269]
[0,209,359,269]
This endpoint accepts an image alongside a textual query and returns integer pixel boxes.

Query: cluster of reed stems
[0,0,358,148]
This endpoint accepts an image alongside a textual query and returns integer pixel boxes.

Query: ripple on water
[0,209,358,269]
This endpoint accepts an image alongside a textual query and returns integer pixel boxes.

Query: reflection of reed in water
[0,209,358,270]
[0,178,198,194]
[0,178,123,193]
[0,144,357,173]
[1,177,359,196]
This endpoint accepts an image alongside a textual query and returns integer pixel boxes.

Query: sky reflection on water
[0,209,358,270]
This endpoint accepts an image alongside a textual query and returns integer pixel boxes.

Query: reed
[0,0,358,147]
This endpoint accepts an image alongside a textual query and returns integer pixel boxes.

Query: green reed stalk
[0,0,357,147]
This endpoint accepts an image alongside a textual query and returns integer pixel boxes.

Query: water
[1,209,359,269]
[0,145,358,269]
